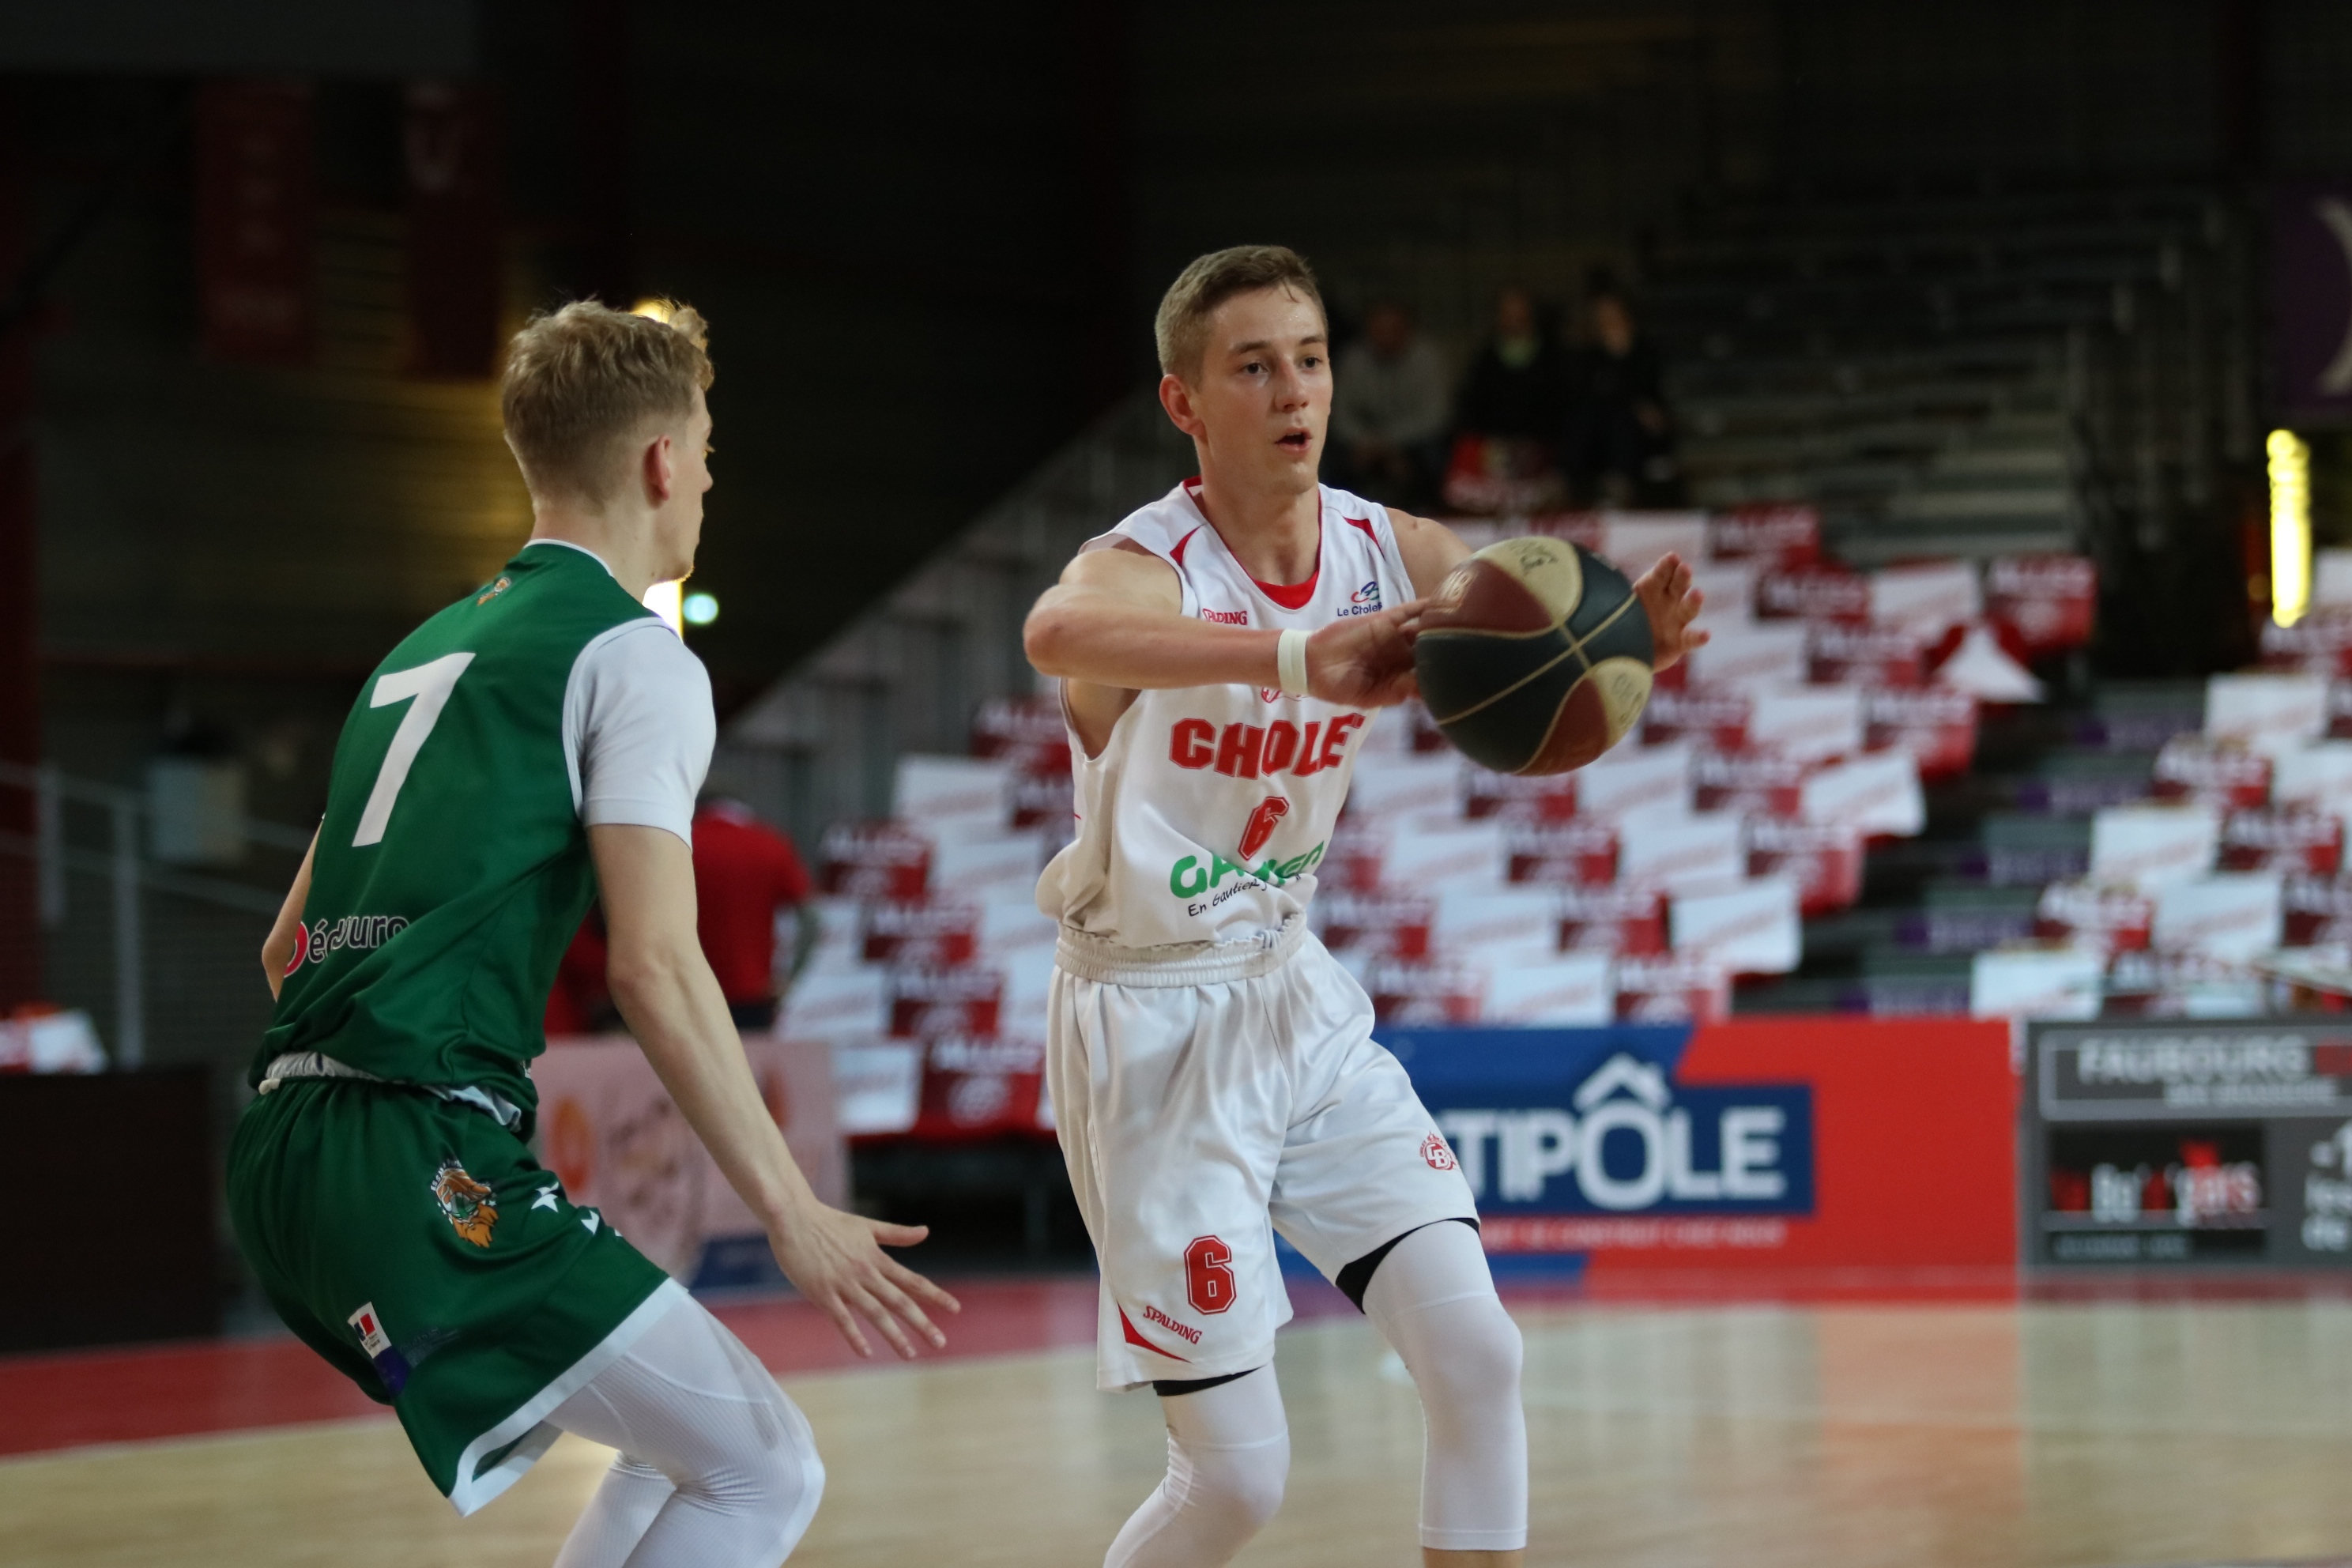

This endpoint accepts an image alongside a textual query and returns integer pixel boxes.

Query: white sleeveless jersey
[1036,480,1416,951]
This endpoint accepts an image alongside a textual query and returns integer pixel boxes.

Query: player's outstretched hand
[768,1202,962,1360]
[1633,552,1709,673]
[1306,597,1427,707]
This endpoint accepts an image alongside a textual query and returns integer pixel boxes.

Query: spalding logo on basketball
[1413,537,1653,776]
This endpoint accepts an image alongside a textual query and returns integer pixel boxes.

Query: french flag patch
[349,1302,413,1396]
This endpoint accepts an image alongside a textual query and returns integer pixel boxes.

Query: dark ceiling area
[4,0,2350,802]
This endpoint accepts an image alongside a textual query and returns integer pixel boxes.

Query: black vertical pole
[1069,0,1133,416]
[571,0,635,307]
[0,86,43,1012]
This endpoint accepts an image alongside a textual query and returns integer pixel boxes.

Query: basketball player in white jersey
[1024,246,1706,1566]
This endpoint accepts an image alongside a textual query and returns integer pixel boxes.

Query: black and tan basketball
[1412,537,1653,775]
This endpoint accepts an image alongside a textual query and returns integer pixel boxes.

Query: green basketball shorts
[227,1076,677,1513]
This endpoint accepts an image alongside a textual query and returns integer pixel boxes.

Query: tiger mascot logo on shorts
[431,1159,499,1247]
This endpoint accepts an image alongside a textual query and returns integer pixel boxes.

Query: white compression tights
[1105,1365,1291,1568]
[1104,1220,1526,1565]
[1363,1219,1528,1553]
[547,1293,824,1568]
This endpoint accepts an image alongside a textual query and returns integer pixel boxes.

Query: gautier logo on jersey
[1429,1050,1814,1219]
[1168,837,1326,910]
[1168,713,1364,780]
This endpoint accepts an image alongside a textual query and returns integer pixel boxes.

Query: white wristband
[1277,628,1311,699]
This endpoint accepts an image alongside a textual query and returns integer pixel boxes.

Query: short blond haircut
[501,300,713,503]
[1153,245,1325,382]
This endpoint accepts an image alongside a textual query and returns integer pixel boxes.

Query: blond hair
[500,300,713,503]
[1153,245,1325,381]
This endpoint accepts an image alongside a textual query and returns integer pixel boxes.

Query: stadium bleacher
[1650,181,2245,575]
[778,500,2095,1139]
[729,176,2294,1146]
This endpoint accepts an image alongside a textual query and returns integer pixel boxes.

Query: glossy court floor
[9,1276,2352,1568]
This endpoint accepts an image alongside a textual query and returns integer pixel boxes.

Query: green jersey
[254,541,712,1126]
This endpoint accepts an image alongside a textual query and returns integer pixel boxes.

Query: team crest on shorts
[1420,1132,1458,1171]
[431,1159,499,1246]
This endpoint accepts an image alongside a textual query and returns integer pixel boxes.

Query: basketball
[1412,537,1653,775]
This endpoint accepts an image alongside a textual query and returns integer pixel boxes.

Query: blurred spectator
[545,910,616,1037]
[692,792,816,1031]
[1563,286,1679,506]
[1455,285,1566,450]
[1329,300,1449,510]
[1445,285,1569,513]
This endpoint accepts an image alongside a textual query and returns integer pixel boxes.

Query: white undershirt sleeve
[561,619,715,846]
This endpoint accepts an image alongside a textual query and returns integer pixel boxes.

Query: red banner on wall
[1615,1017,2016,1275]
[2273,183,2352,422]
[404,81,502,379]
[1389,1016,2018,1283]
[194,81,314,366]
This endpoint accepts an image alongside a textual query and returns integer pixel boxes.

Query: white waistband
[258,1051,524,1131]
[260,1050,384,1087]
[1054,915,1307,987]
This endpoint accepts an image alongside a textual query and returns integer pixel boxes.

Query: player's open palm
[1306,598,1427,707]
[1633,551,1709,672]
[769,1203,962,1359]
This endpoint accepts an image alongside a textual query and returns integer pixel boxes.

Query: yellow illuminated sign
[2270,429,2312,627]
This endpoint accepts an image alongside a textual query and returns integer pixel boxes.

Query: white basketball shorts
[1047,918,1479,1391]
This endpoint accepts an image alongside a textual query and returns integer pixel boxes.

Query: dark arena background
[9,2,2352,1564]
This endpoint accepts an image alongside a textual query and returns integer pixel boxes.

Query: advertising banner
[194,81,314,365]
[403,82,502,378]
[2024,1018,2352,1267]
[2271,183,2352,423]
[1383,1017,2015,1279]
[533,1035,846,1289]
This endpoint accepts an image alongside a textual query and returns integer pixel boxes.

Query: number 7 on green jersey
[352,652,476,847]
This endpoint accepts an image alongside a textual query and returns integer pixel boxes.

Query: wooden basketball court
[10,1283,2352,1567]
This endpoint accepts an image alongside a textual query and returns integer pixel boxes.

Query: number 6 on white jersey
[352,652,476,847]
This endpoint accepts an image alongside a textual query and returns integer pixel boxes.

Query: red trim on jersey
[1179,475,1323,609]
[1119,1305,1189,1361]
[1252,560,1319,610]
[1345,514,1378,544]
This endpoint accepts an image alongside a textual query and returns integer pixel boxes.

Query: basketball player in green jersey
[228,301,956,1562]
